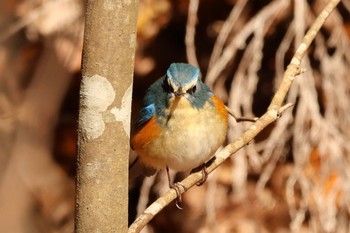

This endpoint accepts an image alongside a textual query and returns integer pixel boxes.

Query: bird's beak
[173,94,182,104]
[174,88,186,97]
[166,93,181,124]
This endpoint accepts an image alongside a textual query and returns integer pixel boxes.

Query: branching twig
[225,106,257,122]
[205,0,289,87]
[0,0,82,43]
[269,0,340,109]
[128,0,340,232]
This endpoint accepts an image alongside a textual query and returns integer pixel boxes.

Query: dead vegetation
[1,0,350,232]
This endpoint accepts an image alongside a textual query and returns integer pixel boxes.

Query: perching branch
[128,0,341,232]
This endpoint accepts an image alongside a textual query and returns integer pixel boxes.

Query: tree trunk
[75,1,138,232]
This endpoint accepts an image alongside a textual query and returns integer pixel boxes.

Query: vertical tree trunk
[76,1,138,232]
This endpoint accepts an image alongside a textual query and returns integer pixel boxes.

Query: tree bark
[76,1,138,232]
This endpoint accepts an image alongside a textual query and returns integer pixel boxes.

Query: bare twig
[275,22,295,86]
[225,106,257,122]
[185,0,200,68]
[0,0,82,43]
[207,0,248,70]
[269,0,340,109]
[0,1,50,43]
[136,176,156,217]
[205,0,289,87]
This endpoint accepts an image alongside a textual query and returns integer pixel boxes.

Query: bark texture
[76,0,138,232]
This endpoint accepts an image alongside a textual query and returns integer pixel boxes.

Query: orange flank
[132,116,161,153]
[211,96,228,124]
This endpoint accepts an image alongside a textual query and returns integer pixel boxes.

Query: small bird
[131,63,228,191]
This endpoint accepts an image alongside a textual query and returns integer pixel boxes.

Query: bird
[131,63,228,197]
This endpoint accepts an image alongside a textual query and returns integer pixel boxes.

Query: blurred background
[1,0,350,232]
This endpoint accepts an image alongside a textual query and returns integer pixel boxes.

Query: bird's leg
[195,164,208,186]
[190,164,208,186]
[191,156,216,185]
[166,166,186,209]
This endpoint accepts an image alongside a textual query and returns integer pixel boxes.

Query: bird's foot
[196,165,208,186]
[191,163,209,186]
[169,182,187,209]
[166,166,187,209]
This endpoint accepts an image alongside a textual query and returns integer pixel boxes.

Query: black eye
[168,84,174,93]
[163,79,174,93]
[187,85,196,94]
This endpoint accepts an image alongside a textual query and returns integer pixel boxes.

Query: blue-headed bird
[131,63,228,199]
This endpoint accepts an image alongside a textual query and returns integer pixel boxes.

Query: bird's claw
[169,182,187,210]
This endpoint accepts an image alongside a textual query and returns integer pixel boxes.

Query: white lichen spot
[321,11,328,19]
[291,57,300,66]
[250,124,257,131]
[268,108,278,118]
[145,202,163,215]
[85,161,100,178]
[110,84,132,137]
[296,43,307,55]
[80,110,105,140]
[80,75,116,140]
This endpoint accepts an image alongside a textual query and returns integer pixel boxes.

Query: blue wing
[136,103,156,129]
[136,76,168,129]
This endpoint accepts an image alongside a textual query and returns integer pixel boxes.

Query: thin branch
[275,21,295,85]
[0,1,52,43]
[185,0,200,68]
[269,0,340,110]
[205,0,289,87]
[207,0,248,70]
[128,0,340,232]
[136,176,156,217]
[225,106,257,122]
[0,0,81,43]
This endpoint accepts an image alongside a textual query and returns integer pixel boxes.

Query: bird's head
[166,63,200,97]
[163,63,212,110]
